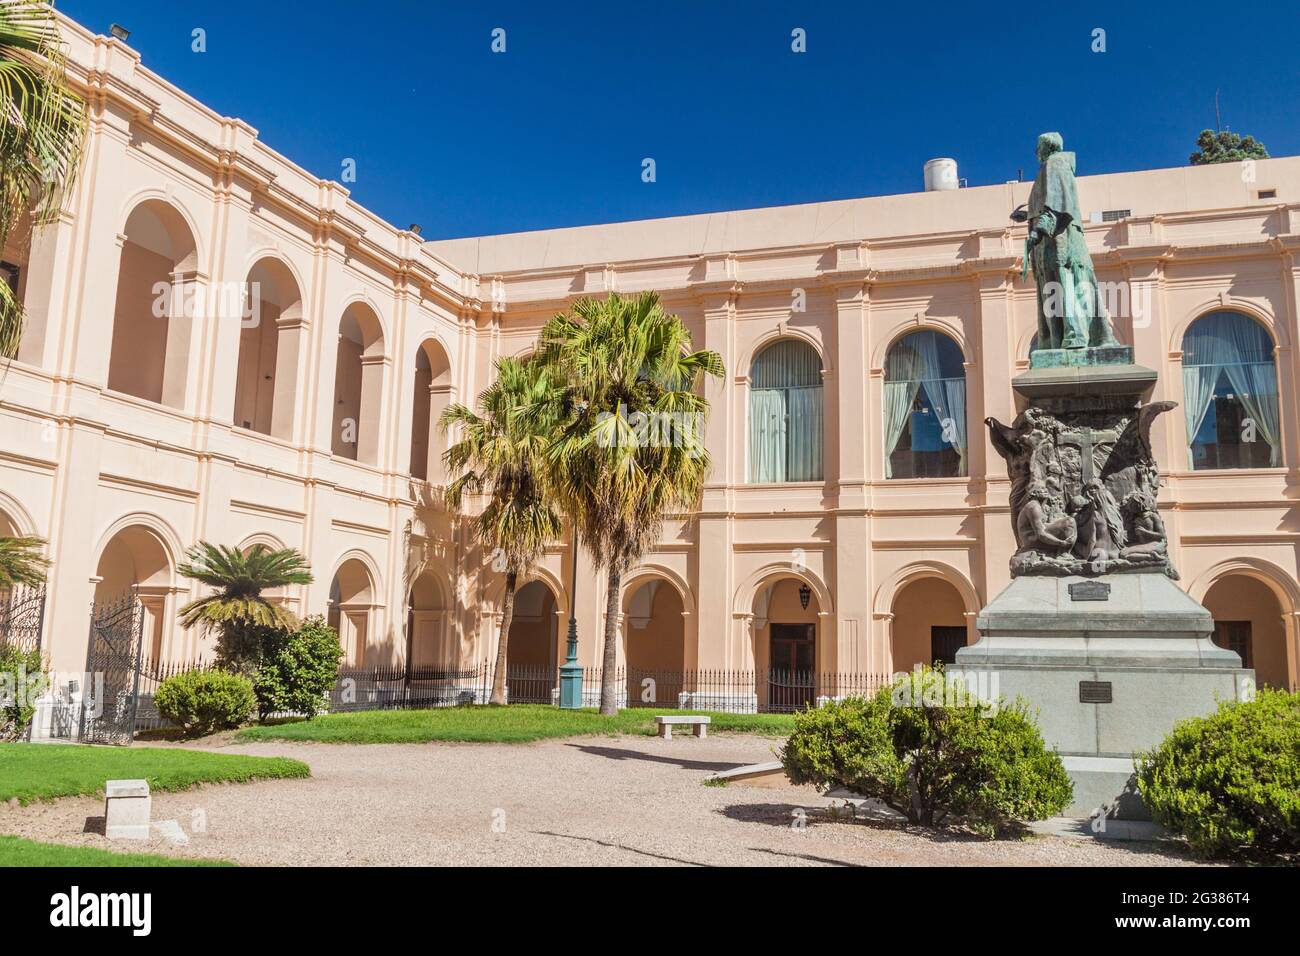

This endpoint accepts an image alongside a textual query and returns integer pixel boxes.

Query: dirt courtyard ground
[0,734,1203,866]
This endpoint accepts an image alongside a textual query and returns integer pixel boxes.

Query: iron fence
[124,657,893,733]
[132,656,215,733]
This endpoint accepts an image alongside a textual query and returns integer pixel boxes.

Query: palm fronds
[0,534,47,587]
[0,1,86,357]
[176,542,313,633]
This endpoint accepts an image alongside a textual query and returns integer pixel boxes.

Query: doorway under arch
[505,580,559,703]
[1203,574,1290,689]
[623,578,686,707]
[889,576,969,673]
[751,577,820,712]
[328,558,376,667]
[94,524,174,661]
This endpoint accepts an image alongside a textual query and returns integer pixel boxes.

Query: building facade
[3,17,1299,697]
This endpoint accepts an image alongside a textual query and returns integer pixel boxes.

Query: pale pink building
[2,16,1298,698]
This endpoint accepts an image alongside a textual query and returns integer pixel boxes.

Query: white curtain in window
[786,386,823,481]
[1183,312,1280,467]
[883,380,919,479]
[935,378,968,475]
[1182,364,1219,468]
[749,388,787,483]
[749,340,823,483]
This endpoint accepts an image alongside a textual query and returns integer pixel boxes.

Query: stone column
[357,352,388,465]
[160,269,206,413]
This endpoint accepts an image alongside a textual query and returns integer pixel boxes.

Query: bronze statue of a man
[1014,132,1119,351]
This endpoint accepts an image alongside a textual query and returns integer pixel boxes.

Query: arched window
[1182,311,1279,469]
[748,340,823,483]
[883,330,967,478]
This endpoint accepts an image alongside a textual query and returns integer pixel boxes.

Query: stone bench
[105,779,151,840]
[655,715,710,739]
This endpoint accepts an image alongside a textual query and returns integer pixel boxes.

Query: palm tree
[441,355,565,705]
[0,534,47,588]
[0,1,86,358]
[177,543,313,673]
[540,291,723,715]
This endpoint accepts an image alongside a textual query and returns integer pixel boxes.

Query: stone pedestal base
[949,573,1254,818]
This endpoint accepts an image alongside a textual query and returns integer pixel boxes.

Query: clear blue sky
[61,0,1300,240]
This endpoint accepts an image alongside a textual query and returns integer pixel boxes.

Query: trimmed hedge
[781,666,1072,836]
[1137,689,1300,859]
[154,669,255,736]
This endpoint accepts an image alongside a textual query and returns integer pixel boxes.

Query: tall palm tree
[177,543,313,673]
[540,291,723,715]
[0,534,47,588]
[0,1,86,358]
[441,355,565,705]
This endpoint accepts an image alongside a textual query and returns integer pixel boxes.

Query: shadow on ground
[565,743,740,772]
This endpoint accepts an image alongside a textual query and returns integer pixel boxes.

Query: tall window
[884,330,967,478]
[748,340,823,482]
[1182,311,1279,470]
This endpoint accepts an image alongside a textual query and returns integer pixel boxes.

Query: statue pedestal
[949,573,1254,818]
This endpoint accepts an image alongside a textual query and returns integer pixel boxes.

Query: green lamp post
[558,529,583,709]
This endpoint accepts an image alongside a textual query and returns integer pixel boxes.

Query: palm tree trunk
[599,568,621,716]
[490,571,518,706]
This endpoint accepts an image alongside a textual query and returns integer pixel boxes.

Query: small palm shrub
[781,666,1072,836]
[0,643,44,741]
[1136,689,1300,860]
[252,616,343,721]
[154,669,255,736]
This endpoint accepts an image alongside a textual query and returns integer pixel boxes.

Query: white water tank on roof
[924,158,959,191]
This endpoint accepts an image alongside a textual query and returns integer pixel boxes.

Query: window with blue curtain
[748,339,823,482]
[883,330,967,479]
[1182,311,1280,470]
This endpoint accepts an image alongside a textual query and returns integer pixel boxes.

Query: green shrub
[0,643,44,742]
[780,666,1072,836]
[154,669,255,736]
[253,616,343,721]
[1136,689,1300,859]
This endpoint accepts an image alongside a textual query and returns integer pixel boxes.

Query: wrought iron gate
[80,592,145,746]
[0,583,46,655]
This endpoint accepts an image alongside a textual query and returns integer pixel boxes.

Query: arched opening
[505,580,559,703]
[107,200,199,408]
[752,577,820,712]
[332,303,385,464]
[1182,311,1280,469]
[748,339,824,482]
[0,508,25,617]
[1203,575,1290,689]
[328,559,375,666]
[883,330,967,478]
[889,576,969,673]
[623,578,686,707]
[407,569,449,669]
[233,258,303,439]
[409,339,453,482]
[93,524,173,661]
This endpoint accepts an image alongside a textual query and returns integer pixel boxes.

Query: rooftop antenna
[1214,88,1222,133]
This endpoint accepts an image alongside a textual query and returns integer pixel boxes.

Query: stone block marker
[105,779,151,840]
[655,715,710,739]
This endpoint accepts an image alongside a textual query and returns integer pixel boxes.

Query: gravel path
[0,735,1203,866]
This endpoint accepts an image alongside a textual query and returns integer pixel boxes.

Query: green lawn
[0,743,310,805]
[238,704,796,744]
[0,834,232,867]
